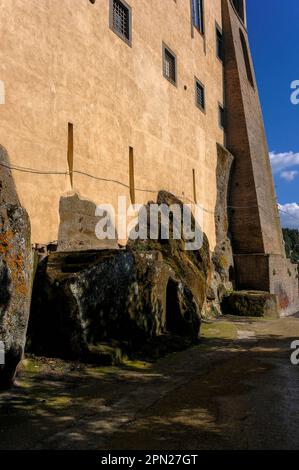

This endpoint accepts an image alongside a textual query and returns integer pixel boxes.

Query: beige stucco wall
[0,0,224,249]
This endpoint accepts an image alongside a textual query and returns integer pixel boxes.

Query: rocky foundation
[221,290,280,318]
[27,191,210,361]
[0,147,32,388]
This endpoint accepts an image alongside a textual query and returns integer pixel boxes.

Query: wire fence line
[1,161,298,223]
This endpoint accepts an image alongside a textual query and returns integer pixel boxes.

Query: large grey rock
[0,146,32,388]
[221,290,280,318]
[28,191,210,360]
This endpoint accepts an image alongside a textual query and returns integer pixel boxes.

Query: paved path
[0,314,298,450]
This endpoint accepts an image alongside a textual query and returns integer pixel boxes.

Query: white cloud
[270,151,299,174]
[278,203,299,229]
[280,170,298,182]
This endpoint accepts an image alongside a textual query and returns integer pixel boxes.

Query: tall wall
[222,0,284,256]
[222,0,299,315]
[0,0,224,249]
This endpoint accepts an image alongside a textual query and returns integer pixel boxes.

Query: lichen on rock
[0,146,32,388]
[221,290,280,318]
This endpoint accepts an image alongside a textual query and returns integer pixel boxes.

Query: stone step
[221,290,280,318]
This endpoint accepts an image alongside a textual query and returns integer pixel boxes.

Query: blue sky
[247,0,299,228]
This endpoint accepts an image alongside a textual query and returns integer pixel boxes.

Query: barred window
[195,79,205,111]
[110,0,132,45]
[163,45,177,85]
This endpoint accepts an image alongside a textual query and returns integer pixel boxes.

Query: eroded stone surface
[204,144,235,317]
[0,146,32,388]
[221,291,280,318]
[28,191,210,361]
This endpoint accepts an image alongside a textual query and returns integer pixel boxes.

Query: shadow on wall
[0,145,32,389]
[57,193,119,252]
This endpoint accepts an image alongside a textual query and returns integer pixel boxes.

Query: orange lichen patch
[0,229,14,253]
[0,228,29,297]
[11,259,28,296]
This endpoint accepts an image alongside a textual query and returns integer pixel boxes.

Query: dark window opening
[195,79,205,111]
[163,45,177,85]
[216,26,223,61]
[110,0,132,45]
[191,0,204,34]
[218,104,226,129]
[232,0,245,22]
[239,29,255,88]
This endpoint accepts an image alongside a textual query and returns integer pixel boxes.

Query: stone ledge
[221,290,280,318]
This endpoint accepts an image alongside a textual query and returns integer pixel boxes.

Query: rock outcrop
[204,144,235,317]
[221,290,280,318]
[28,191,210,361]
[0,146,32,388]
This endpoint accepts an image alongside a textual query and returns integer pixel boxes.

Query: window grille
[110,0,132,44]
[195,80,205,110]
[163,46,177,85]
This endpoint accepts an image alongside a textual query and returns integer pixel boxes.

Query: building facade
[0,0,225,248]
[0,0,298,314]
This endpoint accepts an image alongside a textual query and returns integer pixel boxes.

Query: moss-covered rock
[221,291,280,318]
[28,191,210,361]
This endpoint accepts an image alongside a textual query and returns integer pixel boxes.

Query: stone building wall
[222,0,299,315]
[0,0,298,323]
[222,0,284,256]
[0,0,224,249]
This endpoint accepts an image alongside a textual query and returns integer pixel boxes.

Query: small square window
[219,104,226,129]
[110,0,132,45]
[216,26,223,61]
[163,45,177,85]
[195,79,205,111]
